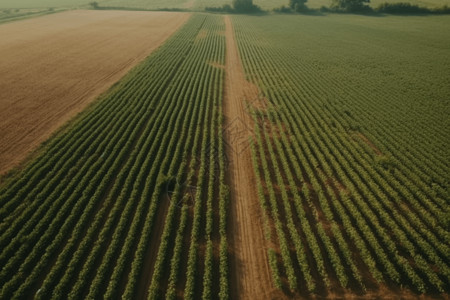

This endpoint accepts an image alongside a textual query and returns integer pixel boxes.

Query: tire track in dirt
[223,15,277,300]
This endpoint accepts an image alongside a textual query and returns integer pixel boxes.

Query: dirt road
[223,15,276,299]
[0,10,190,175]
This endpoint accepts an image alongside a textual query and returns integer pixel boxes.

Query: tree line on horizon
[87,0,450,14]
[206,0,450,14]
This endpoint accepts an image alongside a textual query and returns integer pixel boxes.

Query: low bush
[376,2,429,14]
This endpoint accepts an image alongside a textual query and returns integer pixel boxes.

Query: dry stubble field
[0,10,190,175]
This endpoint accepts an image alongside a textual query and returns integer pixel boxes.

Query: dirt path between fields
[223,15,278,300]
[0,10,190,176]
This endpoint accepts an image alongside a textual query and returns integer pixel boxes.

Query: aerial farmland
[0,0,449,299]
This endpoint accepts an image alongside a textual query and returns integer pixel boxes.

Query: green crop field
[186,0,450,9]
[0,8,58,24]
[0,0,88,9]
[0,8,449,300]
[0,14,229,299]
[233,13,450,295]
[194,0,450,9]
[0,0,192,9]
[103,0,194,9]
[1,0,449,9]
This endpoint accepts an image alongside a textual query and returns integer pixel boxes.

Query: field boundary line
[223,15,279,300]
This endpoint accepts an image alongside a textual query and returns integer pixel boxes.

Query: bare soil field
[0,10,190,175]
[223,15,283,300]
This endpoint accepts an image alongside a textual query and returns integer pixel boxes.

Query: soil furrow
[223,15,276,300]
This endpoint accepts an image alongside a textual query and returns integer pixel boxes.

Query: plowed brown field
[0,10,190,175]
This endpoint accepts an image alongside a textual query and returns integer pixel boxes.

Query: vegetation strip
[233,14,449,297]
[0,13,230,300]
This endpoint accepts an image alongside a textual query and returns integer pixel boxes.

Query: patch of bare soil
[208,61,225,69]
[223,15,282,300]
[195,29,207,42]
[354,132,383,156]
[0,10,190,175]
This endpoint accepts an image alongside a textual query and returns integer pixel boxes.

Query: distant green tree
[376,2,429,13]
[89,1,99,9]
[289,0,308,11]
[331,0,370,11]
[232,0,256,12]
